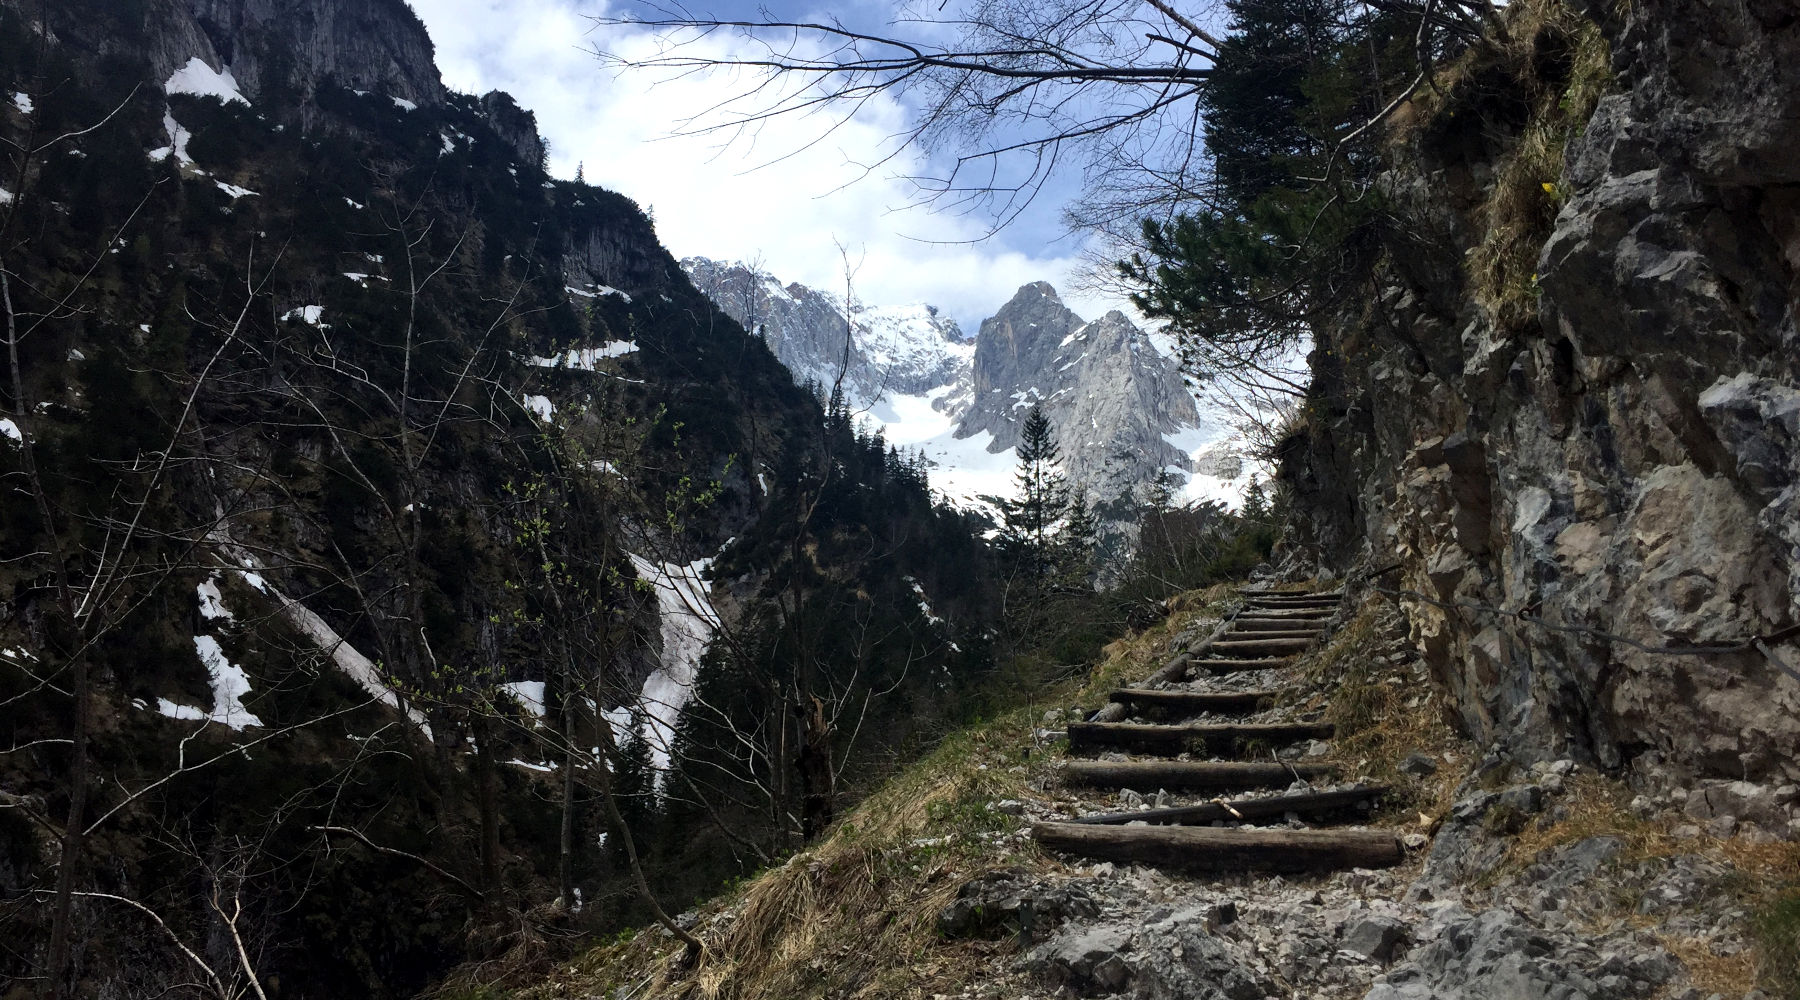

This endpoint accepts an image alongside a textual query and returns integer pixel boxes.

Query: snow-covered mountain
[681,258,1258,514]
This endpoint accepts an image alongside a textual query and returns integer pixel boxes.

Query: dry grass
[1295,602,1467,823]
[1386,0,1614,330]
[503,587,1243,1000]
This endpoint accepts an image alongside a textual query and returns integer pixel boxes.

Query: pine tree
[1059,489,1099,587]
[1243,476,1271,524]
[995,405,1072,588]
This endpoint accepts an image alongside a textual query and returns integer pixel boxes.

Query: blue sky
[407,0,1125,332]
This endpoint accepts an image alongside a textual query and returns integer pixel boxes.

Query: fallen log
[1106,688,1279,715]
[1067,720,1333,754]
[1061,760,1336,790]
[1032,822,1404,872]
[1209,637,1314,656]
[1070,785,1387,826]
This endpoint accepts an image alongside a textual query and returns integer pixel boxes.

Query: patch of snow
[439,132,456,156]
[392,96,417,112]
[164,57,248,106]
[501,680,546,718]
[566,283,632,303]
[522,394,555,422]
[214,180,257,199]
[148,109,196,168]
[507,759,554,773]
[155,698,208,722]
[906,577,945,626]
[0,187,12,205]
[67,349,85,361]
[281,305,326,326]
[11,92,30,114]
[525,341,638,370]
[341,272,385,286]
[192,635,262,730]
[197,573,233,621]
[627,554,721,782]
[344,197,365,210]
[0,419,20,446]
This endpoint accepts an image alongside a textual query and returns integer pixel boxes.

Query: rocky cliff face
[1284,0,1800,789]
[955,283,1202,498]
[139,0,445,108]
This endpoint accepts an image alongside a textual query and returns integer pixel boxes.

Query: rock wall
[1285,0,1800,783]
[145,0,446,106]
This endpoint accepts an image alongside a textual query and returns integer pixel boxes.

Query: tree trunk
[795,694,834,840]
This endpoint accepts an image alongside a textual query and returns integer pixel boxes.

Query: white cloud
[408,0,1128,330]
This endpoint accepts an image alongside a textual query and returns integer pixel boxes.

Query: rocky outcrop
[140,0,447,107]
[1283,0,1800,786]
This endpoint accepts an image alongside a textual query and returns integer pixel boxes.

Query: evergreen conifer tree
[994,405,1072,588]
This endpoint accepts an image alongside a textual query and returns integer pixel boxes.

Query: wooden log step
[1107,688,1280,715]
[1234,614,1331,627]
[1067,720,1333,754]
[1062,760,1337,790]
[1033,822,1404,872]
[1069,785,1388,826]
[1245,599,1340,611]
[1224,628,1322,640]
[1190,658,1292,674]
[1210,637,1314,656]
[1238,588,1343,599]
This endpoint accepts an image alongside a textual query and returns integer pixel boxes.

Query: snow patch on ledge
[165,57,248,105]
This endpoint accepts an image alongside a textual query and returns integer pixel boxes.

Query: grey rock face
[1283,0,1800,788]
[956,283,1202,500]
[1367,905,1675,1000]
[140,0,447,110]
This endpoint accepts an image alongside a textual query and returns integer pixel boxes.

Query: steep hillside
[0,0,1000,995]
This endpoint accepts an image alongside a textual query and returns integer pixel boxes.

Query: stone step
[1032,822,1404,872]
[1067,720,1333,755]
[1061,760,1338,791]
[1107,688,1281,716]
[1067,784,1388,826]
